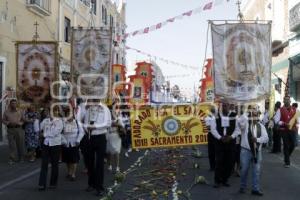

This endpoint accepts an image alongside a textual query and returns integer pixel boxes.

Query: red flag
[203,2,213,10]
[143,27,149,33]
[167,18,175,22]
[183,10,193,16]
[156,23,162,29]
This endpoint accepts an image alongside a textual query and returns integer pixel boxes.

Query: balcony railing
[26,0,51,16]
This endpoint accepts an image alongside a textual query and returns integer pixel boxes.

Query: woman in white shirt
[61,110,84,181]
[38,108,63,191]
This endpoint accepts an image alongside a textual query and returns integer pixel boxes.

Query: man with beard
[236,105,268,196]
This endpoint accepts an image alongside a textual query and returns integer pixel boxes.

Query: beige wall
[0,0,127,90]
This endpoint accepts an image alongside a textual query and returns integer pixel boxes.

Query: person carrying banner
[204,105,217,171]
[236,105,268,196]
[289,103,300,147]
[274,96,296,167]
[83,99,111,196]
[210,102,239,188]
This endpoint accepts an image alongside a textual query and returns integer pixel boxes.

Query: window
[80,0,90,6]
[115,74,120,82]
[91,0,96,15]
[104,9,107,25]
[64,17,71,43]
[110,15,114,27]
[102,5,107,25]
[116,53,119,64]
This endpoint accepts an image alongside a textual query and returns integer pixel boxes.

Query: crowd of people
[2,98,132,196]
[2,96,299,197]
[204,96,299,196]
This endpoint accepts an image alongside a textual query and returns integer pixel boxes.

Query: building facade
[0,0,126,142]
[242,0,292,105]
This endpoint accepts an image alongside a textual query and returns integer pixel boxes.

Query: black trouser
[80,134,89,169]
[122,128,131,149]
[214,140,235,184]
[38,145,61,187]
[272,128,281,153]
[282,129,296,165]
[207,132,215,170]
[87,134,107,191]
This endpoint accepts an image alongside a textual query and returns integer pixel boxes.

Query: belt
[7,125,21,128]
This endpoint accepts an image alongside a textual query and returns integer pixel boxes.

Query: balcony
[26,0,51,16]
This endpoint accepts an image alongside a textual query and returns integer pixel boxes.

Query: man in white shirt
[235,106,268,196]
[210,102,239,188]
[83,99,111,196]
[204,105,217,171]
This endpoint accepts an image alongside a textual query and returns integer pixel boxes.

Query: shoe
[116,167,120,172]
[38,186,46,191]
[125,152,129,157]
[70,176,76,182]
[222,182,230,187]
[86,186,95,192]
[251,190,263,196]
[284,164,290,168]
[135,148,140,152]
[108,165,112,171]
[128,148,132,153]
[239,188,245,194]
[213,183,221,188]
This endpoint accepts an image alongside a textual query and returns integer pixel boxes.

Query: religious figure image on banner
[133,87,142,99]
[211,23,271,102]
[16,42,57,105]
[71,28,112,98]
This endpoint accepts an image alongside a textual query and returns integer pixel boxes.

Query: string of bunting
[117,0,230,41]
[126,46,199,70]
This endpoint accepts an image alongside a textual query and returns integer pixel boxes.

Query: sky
[125,0,238,98]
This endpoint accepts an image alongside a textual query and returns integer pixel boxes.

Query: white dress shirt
[235,114,269,151]
[83,104,112,135]
[210,115,239,140]
[61,119,84,147]
[204,114,214,131]
[273,109,281,125]
[261,110,269,126]
[40,118,64,146]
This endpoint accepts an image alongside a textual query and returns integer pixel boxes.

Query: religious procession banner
[130,104,212,149]
[16,41,57,106]
[211,23,272,102]
[71,28,112,100]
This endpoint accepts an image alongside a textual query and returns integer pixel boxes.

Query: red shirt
[280,106,296,130]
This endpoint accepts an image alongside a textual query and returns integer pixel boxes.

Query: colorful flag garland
[118,0,230,40]
[126,46,199,70]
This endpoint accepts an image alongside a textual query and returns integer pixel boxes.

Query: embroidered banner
[71,28,112,99]
[211,23,271,102]
[16,42,57,106]
[130,104,212,149]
